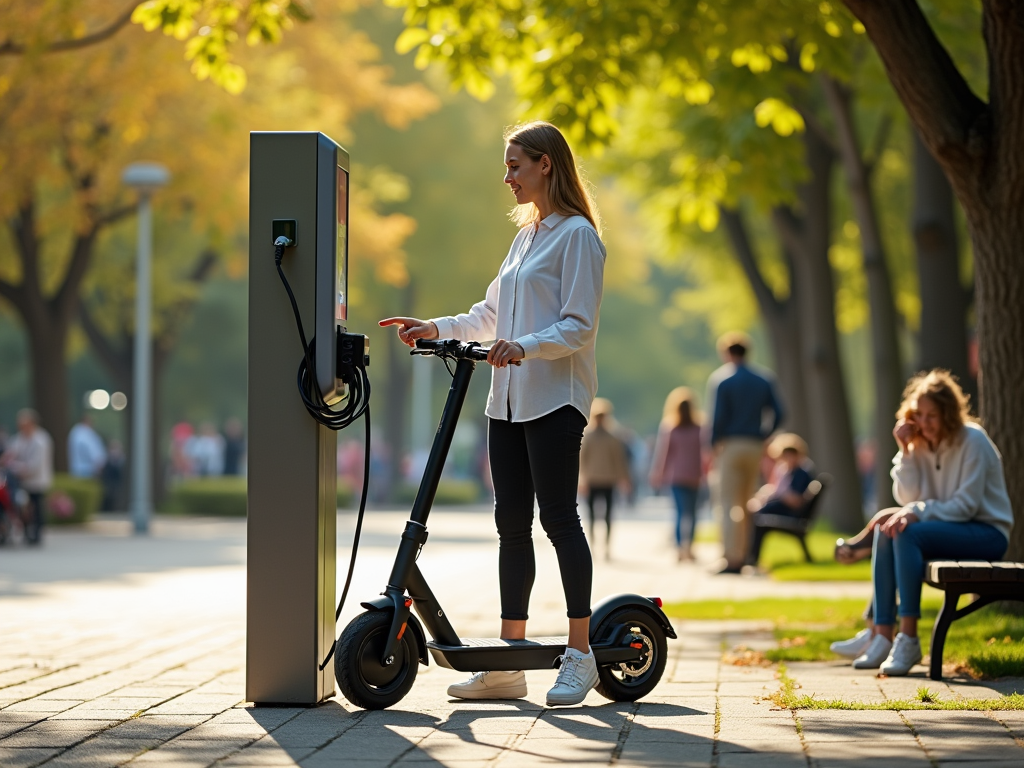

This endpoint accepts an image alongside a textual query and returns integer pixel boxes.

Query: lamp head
[122,162,171,193]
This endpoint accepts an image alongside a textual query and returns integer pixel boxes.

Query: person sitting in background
[580,398,631,560]
[833,370,1012,676]
[649,387,704,562]
[744,433,815,567]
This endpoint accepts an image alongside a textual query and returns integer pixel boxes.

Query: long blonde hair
[661,387,702,429]
[504,121,601,235]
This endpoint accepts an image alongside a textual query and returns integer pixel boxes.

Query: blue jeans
[872,520,1007,625]
[670,485,699,548]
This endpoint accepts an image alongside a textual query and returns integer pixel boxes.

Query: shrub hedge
[46,474,102,525]
[163,477,356,516]
[396,478,482,505]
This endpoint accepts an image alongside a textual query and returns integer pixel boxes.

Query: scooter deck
[426,635,645,672]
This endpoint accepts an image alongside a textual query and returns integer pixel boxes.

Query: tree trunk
[772,128,864,533]
[821,77,903,510]
[24,314,72,472]
[719,207,810,441]
[843,0,1024,558]
[911,129,975,401]
[968,214,1024,560]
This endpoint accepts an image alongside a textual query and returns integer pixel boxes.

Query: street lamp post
[122,162,170,534]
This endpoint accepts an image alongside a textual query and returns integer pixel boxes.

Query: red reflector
[630,642,643,649]
[651,597,663,608]
[404,598,413,608]
[397,622,407,640]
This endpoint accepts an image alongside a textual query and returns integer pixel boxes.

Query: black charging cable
[274,235,371,672]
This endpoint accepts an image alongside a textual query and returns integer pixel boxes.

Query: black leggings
[586,486,614,541]
[489,405,592,620]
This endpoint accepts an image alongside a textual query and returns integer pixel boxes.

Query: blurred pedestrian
[222,418,245,476]
[187,423,225,477]
[100,439,126,512]
[170,422,194,479]
[580,398,631,559]
[0,409,53,544]
[649,387,704,562]
[706,332,783,574]
[745,433,815,567]
[68,413,107,479]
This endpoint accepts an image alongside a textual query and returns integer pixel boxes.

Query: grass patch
[758,530,872,581]
[666,596,1024,679]
[770,664,1024,711]
[665,597,871,624]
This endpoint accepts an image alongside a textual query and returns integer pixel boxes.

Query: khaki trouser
[711,438,763,568]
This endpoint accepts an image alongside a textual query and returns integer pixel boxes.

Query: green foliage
[163,476,247,516]
[46,474,102,525]
[132,0,312,93]
[396,478,482,505]
[162,476,354,515]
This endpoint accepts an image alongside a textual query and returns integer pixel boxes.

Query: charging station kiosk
[246,132,349,705]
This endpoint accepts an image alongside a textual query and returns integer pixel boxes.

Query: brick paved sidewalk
[1,508,1021,767]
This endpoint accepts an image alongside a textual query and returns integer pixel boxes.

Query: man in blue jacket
[705,332,783,573]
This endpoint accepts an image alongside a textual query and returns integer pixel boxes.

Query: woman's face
[913,396,943,445]
[504,143,550,208]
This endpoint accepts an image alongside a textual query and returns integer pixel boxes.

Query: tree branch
[0,5,139,56]
[0,278,25,313]
[79,304,130,389]
[841,0,988,178]
[719,207,783,319]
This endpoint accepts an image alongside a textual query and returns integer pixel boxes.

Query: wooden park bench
[750,476,827,563]
[924,560,1024,680]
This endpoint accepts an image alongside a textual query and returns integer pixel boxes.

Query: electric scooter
[334,339,676,710]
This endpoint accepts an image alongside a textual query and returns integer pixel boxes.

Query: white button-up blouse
[430,212,606,422]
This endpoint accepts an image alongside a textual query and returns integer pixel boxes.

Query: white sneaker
[852,634,893,669]
[830,628,873,659]
[447,670,527,700]
[546,647,599,706]
[880,633,922,676]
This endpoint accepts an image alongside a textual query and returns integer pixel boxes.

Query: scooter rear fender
[360,597,430,666]
[590,593,677,640]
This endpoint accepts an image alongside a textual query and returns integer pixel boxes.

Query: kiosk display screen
[337,166,349,322]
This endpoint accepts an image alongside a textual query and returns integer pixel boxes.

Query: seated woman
[744,433,815,567]
[836,370,1013,676]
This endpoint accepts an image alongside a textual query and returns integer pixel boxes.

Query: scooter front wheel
[335,610,418,710]
[594,609,667,702]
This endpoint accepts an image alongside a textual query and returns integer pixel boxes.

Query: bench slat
[927,560,1024,585]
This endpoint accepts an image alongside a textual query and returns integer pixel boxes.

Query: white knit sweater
[891,422,1013,543]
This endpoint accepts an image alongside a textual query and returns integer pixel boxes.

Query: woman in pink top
[649,388,705,561]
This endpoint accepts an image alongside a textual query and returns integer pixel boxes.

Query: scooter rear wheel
[594,609,667,702]
[335,610,418,710]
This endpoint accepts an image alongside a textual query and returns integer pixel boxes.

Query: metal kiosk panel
[246,131,349,705]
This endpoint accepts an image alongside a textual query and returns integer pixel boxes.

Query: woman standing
[649,388,704,562]
[380,121,605,706]
[836,370,1012,675]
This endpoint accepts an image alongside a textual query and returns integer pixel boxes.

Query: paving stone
[806,740,931,766]
[105,716,211,740]
[797,709,914,742]
[716,752,807,768]
[0,746,62,768]
[1,726,102,748]
[618,740,714,767]
[35,737,158,767]
[3,699,84,713]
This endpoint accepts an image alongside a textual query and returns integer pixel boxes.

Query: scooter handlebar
[412,339,517,363]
